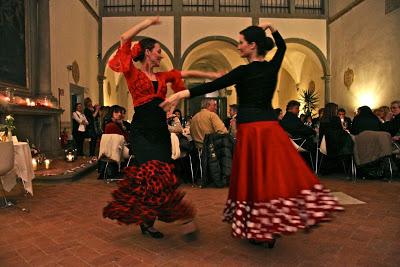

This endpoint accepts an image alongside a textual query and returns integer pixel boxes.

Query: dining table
[1,141,35,195]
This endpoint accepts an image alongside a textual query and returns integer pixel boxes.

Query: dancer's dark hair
[239,26,275,56]
[134,38,159,62]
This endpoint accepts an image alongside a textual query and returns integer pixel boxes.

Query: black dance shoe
[249,238,276,249]
[140,224,164,239]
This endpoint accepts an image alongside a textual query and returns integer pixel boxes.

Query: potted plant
[299,86,319,116]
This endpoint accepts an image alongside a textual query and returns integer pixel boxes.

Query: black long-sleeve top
[280,112,315,138]
[189,31,286,124]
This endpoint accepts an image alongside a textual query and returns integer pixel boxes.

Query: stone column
[251,0,260,25]
[37,0,52,98]
[321,75,331,104]
[173,0,182,69]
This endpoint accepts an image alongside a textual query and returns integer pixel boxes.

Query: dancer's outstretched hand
[211,71,225,79]
[160,90,190,113]
[258,21,276,32]
[148,16,161,26]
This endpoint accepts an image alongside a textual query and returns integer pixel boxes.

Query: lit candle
[66,153,74,162]
[26,98,31,106]
[44,159,50,169]
[30,101,36,106]
[32,158,37,170]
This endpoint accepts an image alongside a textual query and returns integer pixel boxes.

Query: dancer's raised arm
[120,17,161,45]
[259,22,286,69]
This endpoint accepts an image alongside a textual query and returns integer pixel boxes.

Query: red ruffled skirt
[103,160,195,225]
[223,121,343,241]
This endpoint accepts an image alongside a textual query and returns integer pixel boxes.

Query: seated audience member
[373,107,385,123]
[337,108,352,130]
[304,115,313,127]
[120,107,131,136]
[167,112,183,134]
[312,108,324,128]
[350,106,382,135]
[104,105,129,142]
[380,105,391,122]
[382,100,400,136]
[280,100,315,152]
[224,104,238,129]
[191,98,227,149]
[280,101,315,138]
[300,114,306,123]
[173,108,184,126]
[274,108,283,120]
[319,102,353,157]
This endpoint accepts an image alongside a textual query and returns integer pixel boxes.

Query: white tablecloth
[0,142,35,195]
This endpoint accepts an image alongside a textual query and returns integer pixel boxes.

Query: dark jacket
[280,112,315,138]
[382,114,400,136]
[351,114,381,135]
[341,116,352,130]
[201,133,234,188]
[320,116,353,157]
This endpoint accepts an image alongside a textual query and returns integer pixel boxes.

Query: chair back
[353,131,392,165]
[170,133,181,159]
[98,134,125,165]
[0,141,15,175]
[319,136,327,155]
[290,138,308,153]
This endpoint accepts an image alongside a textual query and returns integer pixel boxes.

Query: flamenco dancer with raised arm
[161,22,343,247]
[103,17,221,238]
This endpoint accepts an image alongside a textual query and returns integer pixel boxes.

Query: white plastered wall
[49,0,99,124]
[329,0,400,114]
[102,16,174,57]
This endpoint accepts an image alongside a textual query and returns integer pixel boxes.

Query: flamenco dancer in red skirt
[103,17,221,238]
[161,22,343,247]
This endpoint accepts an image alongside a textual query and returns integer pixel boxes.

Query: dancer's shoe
[249,238,276,249]
[181,220,198,241]
[140,224,164,239]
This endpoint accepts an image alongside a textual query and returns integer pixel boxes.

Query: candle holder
[64,148,77,162]
[32,158,38,171]
[4,88,15,103]
[44,159,51,169]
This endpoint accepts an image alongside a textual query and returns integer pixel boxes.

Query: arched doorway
[273,39,329,115]
[180,36,246,118]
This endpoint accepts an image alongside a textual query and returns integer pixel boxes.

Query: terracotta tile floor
[1,173,399,267]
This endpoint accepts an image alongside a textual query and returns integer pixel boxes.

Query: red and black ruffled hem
[103,160,195,225]
[223,184,343,241]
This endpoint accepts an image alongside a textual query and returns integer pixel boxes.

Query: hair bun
[264,37,275,51]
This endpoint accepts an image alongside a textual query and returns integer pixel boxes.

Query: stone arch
[179,36,238,69]
[285,38,329,76]
[274,38,330,108]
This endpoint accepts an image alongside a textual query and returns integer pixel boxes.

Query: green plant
[299,87,319,116]
[4,114,16,131]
